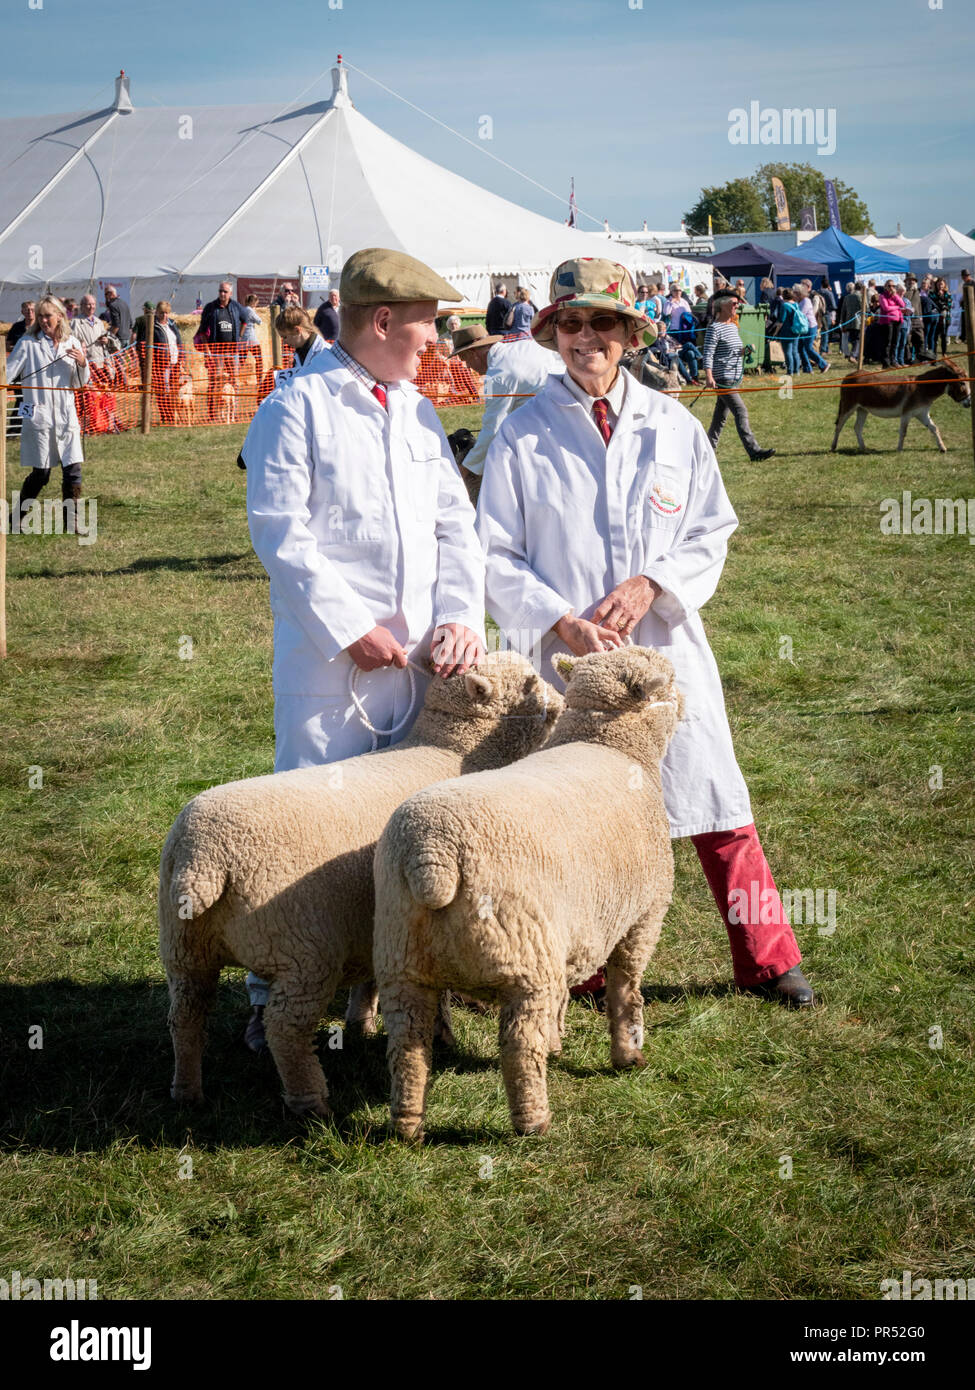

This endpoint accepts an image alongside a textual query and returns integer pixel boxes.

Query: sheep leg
[606,917,661,1069]
[605,963,647,1070]
[498,991,555,1136]
[383,982,440,1142]
[263,974,334,1120]
[549,990,568,1055]
[168,966,220,1104]
[344,980,379,1036]
[433,992,456,1047]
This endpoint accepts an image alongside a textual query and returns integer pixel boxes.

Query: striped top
[702,321,744,385]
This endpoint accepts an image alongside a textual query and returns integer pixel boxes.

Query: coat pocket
[406,438,442,521]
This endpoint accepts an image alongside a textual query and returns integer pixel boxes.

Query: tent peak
[114,69,133,114]
[331,60,350,108]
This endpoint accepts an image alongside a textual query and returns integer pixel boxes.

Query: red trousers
[574,822,801,995]
[691,822,801,986]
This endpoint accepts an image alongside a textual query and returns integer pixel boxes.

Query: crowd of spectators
[4,264,971,445]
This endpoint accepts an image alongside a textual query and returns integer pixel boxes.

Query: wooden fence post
[140,306,154,435]
[965,282,975,474]
[270,303,282,369]
[857,286,868,370]
[0,334,7,658]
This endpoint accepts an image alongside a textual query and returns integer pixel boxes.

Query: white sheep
[159,651,561,1118]
[373,646,682,1140]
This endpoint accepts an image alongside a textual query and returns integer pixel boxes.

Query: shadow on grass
[15,552,257,581]
[0,978,491,1154]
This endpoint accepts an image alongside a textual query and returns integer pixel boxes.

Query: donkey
[831,359,971,454]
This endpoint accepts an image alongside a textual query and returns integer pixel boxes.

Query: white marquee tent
[0,64,698,319]
[901,224,975,276]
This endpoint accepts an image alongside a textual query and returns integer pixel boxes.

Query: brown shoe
[244,1004,268,1052]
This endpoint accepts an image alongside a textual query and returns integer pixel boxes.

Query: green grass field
[2,357,974,1301]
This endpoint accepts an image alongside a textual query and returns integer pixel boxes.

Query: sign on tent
[300,266,330,291]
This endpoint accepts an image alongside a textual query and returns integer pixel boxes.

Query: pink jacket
[876,292,905,325]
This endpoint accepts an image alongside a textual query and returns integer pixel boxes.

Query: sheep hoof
[612,1049,647,1070]
[171,1084,205,1106]
[514,1114,551,1136]
[285,1094,333,1121]
[391,1119,425,1144]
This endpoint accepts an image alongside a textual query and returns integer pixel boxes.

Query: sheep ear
[624,671,667,703]
[555,655,578,680]
[464,672,494,703]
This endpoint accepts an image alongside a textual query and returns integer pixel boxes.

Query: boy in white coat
[241,248,486,1046]
[477,258,814,1008]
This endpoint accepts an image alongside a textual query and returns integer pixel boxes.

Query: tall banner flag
[824,178,842,230]
[708,213,713,236]
[799,204,817,231]
[567,178,577,228]
[771,177,791,231]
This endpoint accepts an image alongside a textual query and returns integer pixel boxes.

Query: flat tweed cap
[340,248,461,305]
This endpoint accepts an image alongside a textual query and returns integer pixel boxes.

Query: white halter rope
[348,658,428,751]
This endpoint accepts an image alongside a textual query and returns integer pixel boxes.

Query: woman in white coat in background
[477,258,815,1009]
[6,295,89,529]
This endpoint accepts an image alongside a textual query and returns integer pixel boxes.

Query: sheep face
[555,647,682,746]
[422,648,563,731]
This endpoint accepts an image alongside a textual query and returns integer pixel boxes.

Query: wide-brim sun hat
[448,323,504,358]
[531,257,657,350]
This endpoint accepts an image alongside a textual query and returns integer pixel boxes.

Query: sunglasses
[556,312,625,335]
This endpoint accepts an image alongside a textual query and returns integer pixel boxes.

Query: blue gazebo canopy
[782,227,909,284]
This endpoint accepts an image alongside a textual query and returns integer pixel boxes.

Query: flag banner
[567,177,577,228]
[824,179,842,230]
[771,178,791,231]
[799,204,817,231]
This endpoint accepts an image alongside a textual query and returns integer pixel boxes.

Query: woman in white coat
[477,257,814,1008]
[6,295,89,527]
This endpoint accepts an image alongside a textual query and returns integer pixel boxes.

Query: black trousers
[20,462,83,505]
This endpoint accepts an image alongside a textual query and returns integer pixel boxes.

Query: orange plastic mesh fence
[70,337,481,436]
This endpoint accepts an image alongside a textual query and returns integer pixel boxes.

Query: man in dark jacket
[313,289,340,340]
[199,281,247,421]
[101,285,133,344]
[485,284,509,335]
[7,300,35,351]
[6,300,35,435]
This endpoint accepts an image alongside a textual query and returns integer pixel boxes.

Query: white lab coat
[463,336,562,476]
[6,333,89,471]
[244,345,486,765]
[270,330,329,392]
[476,371,753,838]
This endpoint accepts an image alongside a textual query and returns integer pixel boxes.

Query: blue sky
[4,0,972,238]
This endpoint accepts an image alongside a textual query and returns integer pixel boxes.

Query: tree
[684,179,768,235]
[752,162,873,235]
[684,165,873,237]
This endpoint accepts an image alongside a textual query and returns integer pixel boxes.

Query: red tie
[371,383,387,410]
[592,397,612,444]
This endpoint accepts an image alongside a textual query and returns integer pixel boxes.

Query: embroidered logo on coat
[649,482,683,516]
